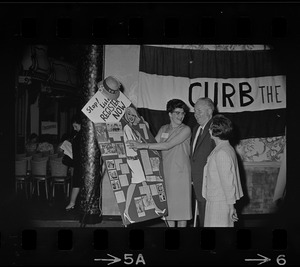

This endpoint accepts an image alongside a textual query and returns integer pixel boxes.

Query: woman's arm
[128,126,191,151]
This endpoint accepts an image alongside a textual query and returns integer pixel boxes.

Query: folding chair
[31,157,50,199]
[15,158,30,199]
[49,157,71,199]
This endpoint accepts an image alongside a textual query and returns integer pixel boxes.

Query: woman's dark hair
[71,113,82,125]
[29,133,38,141]
[60,133,70,142]
[210,114,233,140]
[166,99,189,114]
[39,134,53,144]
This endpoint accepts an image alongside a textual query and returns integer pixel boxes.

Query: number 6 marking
[276,255,286,265]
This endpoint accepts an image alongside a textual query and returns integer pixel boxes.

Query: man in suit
[190,97,216,227]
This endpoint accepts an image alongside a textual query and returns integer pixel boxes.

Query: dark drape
[138,45,286,141]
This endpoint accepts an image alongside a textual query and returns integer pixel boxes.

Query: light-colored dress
[157,124,192,221]
[202,140,243,227]
[123,124,146,184]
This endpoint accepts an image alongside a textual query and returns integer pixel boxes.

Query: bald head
[194,97,215,126]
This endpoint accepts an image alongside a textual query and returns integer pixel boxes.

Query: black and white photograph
[106,122,123,141]
[94,123,109,143]
[141,194,156,210]
[105,159,115,170]
[111,180,121,191]
[99,143,117,156]
[108,169,118,180]
[1,2,298,266]
[134,197,146,217]
[149,157,160,172]
[115,142,126,158]
[106,122,122,133]
[159,192,167,202]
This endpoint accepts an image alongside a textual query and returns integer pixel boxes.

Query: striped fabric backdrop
[137,45,286,160]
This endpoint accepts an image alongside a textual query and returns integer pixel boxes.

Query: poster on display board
[82,89,168,226]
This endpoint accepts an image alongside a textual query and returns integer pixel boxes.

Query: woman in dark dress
[65,114,83,211]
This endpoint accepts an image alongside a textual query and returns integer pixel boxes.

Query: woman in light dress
[202,114,243,227]
[128,99,192,227]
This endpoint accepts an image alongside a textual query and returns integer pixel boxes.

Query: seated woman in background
[25,133,39,156]
[37,134,54,156]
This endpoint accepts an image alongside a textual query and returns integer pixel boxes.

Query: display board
[82,89,168,225]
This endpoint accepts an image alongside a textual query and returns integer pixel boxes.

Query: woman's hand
[229,205,238,222]
[126,140,142,150]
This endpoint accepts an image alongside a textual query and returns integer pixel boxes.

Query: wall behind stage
[104,45,140,106]
[102,45,285,215]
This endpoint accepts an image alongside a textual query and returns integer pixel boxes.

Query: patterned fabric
[25,142,38,155]
[236,136,286,162]
[37,142,54,154]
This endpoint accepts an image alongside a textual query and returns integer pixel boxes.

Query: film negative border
[0,228,291,265]
[0,3,297,44]
[1,1,299,266]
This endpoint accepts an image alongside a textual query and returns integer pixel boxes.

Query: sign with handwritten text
[82,91,131,123]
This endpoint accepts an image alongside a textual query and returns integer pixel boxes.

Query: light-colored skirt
[204,201,234,227]
[127,159,146,184]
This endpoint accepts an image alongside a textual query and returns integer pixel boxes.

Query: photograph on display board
[108,169,118,180]
[115,143,126,158]
[107,122,122,132]
[149,157,160,172]
[95,123,109,143]
[99,143,118,156]
[134,197,146,217]
[107,122,123,142]
[111,180,121,191]
[106,159,116,170]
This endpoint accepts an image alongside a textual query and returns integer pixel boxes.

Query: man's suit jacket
[190,119,215,202]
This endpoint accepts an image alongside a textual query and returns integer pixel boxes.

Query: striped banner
[137,45,286,140]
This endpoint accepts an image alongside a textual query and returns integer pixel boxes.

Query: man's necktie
[193,127,203,153]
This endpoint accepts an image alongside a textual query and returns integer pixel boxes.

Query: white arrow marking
[94,254,121,265]
[245,254,271,265]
